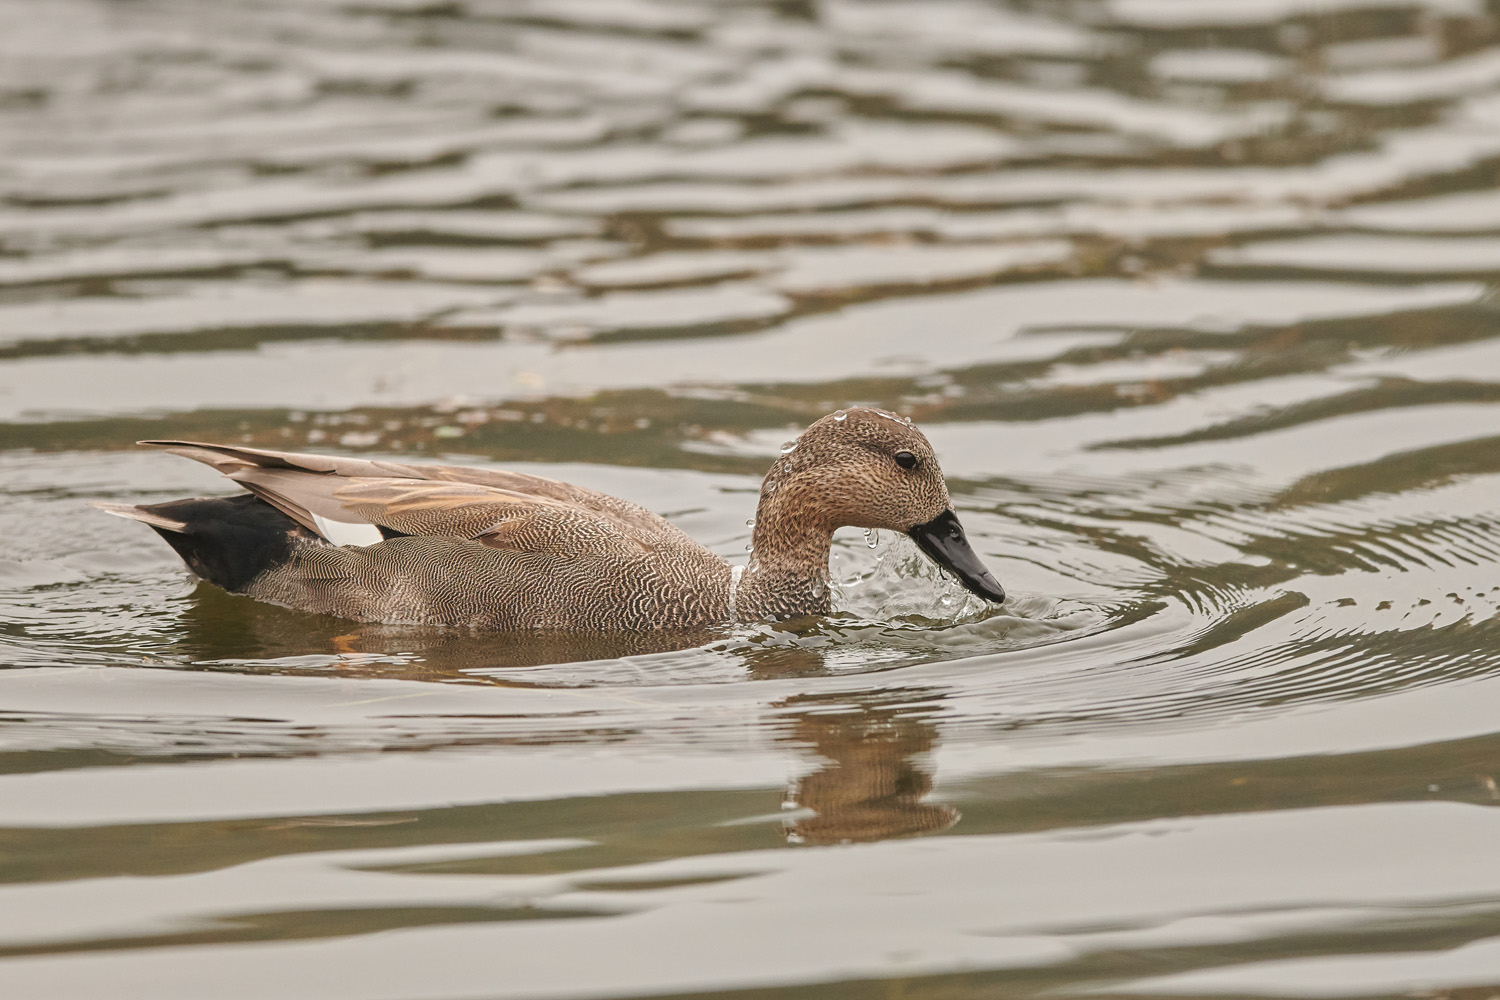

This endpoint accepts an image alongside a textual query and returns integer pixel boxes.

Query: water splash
[831,531,990,622]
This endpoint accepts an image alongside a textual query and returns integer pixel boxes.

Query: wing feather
[141,439,687,543]
[140,440,672,554]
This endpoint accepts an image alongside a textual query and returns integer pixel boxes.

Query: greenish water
[5,0,1500,996]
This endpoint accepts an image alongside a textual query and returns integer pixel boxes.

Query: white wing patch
[312,512,385,547]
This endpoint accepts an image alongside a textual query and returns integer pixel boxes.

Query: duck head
[754,408,1005,605]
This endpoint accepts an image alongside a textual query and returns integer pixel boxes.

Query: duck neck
[735,486,836,621]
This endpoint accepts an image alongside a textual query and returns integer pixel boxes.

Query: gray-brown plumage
[96,408,1005,630]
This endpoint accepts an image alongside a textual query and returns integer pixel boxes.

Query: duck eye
[894,451,918,470]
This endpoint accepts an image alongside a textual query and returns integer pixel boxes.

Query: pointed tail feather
[91,501,188,532]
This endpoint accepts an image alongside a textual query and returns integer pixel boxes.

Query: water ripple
[7,1,1500,996]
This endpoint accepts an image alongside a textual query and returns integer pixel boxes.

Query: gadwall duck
[96,408,1005,629]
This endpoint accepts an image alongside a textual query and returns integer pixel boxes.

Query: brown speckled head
[737,407,1005,620]
[761,407,951,532]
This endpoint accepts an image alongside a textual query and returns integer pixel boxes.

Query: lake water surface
[5,0,1500,996]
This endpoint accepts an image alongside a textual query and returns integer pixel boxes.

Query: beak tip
[977,579,1007,604]
[965,571,1006,604]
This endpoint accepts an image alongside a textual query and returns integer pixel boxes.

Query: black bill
[906,509,1006,604]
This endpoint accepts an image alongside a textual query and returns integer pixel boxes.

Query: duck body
[99,409,1005,630]
[247,521,733,632]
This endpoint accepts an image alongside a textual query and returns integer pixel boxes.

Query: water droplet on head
[745,517,755,527]
[745,542,754,552]
[779,440,798,455]
[833,410,847,422]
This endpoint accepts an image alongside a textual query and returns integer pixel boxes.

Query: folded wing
[141,440,671,555]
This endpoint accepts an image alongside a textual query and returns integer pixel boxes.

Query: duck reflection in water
[778,689,958,845]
